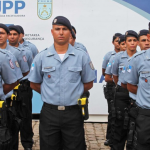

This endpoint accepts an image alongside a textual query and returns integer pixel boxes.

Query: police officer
[71,26,88,52]
[0,45,22,150]
[15,25,35,150]
[16,25,39,58]
[7,25,33,150]
[124,23,150,150]
[138,29,150,50]
[123,29,150,150]
[28,16,95,150]
[105,35,126,83]
[111,30,138,150]
[102,33,122,146]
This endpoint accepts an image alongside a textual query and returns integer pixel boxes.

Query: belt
[138,108,150,116]
[44,102,79,110]
[116,85,129,93]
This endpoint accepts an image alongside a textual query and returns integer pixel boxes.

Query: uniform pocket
[42,67,56,83]
[68,67,82,83]
[139,72,150,88]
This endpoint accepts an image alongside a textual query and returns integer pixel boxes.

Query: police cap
[125,30,138,40]
[16,25,24,34]
[138,29,149,38]
[71,30,76,39]
[8,25,21,34]
[0,23,10,34]
[52,16,72,31]
[118,35,125,44]
[72,26,76,34]
[112,33,122,42]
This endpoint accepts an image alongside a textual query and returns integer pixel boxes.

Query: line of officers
[102,22,150,150]
[0,20,91,150]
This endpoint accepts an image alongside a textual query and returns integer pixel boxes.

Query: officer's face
[8,30,20,46]
[138,35,150,50]
[113,37,120,50]
[69,35,75,46]
[0,28,8,45]
[119,41,126,51]
[19,33,24,43]
[125,37,138,51]
[51,25,71,45]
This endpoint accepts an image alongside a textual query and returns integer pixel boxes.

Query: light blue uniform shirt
[6,44,29,74]
[28,44,95,106]
[1,50,23,99]
[74,42,87,52]
[102,51,116,69]
[18,44,33,80]
[123,57,137,100]
[112,51,129,86]
[124,49,150,109]
[0,49,19,100]
[21,40,38,58]
[0,49,18,84]
[105,53,116,75]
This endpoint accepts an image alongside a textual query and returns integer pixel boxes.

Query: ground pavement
[19,121,111,150]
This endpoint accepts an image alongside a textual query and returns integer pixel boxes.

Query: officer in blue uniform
[105,35,126,82]
[102,33,122,146]
[16,25,38,58]
[111,30,138,150]
[124,26,150,150]
[71,26,88,52]
[7,25,33,150]
[29,16,95,150]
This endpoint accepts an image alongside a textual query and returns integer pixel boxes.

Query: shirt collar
[46,44,75,57]
[121,50,129,58]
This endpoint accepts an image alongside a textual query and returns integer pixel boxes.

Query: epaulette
[111,51,116,55]
[75,47,87,55]
[39,48,48,53]
[0,49,6,54]
[13,47,21,51]
[133,51,145,58]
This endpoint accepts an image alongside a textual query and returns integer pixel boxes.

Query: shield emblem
[37,0,52,20]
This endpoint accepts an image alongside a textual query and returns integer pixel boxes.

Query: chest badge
[48,75,51,78]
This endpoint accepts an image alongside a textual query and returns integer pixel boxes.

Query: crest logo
[37,0,52,20]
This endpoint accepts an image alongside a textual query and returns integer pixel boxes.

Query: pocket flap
[68,67,82,72]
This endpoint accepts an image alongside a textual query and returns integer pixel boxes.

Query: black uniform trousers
[40,102,86,150]
[105,82,115,140]
[111,86,130,150]
[134,108,150,150]
[11,80,34,150]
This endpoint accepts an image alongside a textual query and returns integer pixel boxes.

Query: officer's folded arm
[30,82,41,94]
[127,83,137,94]
[105,74,113,83]
[113,75,118,85]
[23,71,30,77]
[3,82,17,94]
[84,81,93,92]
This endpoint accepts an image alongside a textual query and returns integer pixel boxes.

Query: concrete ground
[19,121,111,150]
